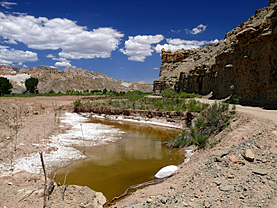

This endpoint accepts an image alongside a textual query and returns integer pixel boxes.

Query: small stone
[182,202,189,206]
[219,184,233,192]
[203,201,211,208]
[245,149,255,162]
[213,180,222,186]
[190,198,195,202]
[170,185,174,189]
[228,174,235,179]
[147,198,153,203]
[253,169,268,176]
[229,155,238,163]
[8,182,13,185]
[215,157,223,162]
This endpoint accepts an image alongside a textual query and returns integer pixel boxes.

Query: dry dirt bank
[0,96,277,208]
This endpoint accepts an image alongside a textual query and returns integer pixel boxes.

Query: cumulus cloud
[55,61,72,68]
[154,38,219,53]
[0,12,124,60]
[47,54,75,68]
[120,34,164,62]
[0,1,17,9]
[185,24,207,35]
[0,45,38,65]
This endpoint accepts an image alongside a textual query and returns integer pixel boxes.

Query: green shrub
[168,101,235,149]
[161,88,177,98]
[0,77,13,95]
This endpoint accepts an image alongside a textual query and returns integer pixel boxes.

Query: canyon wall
[153,1,277,108]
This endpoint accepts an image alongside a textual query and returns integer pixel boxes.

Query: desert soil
[0,96,277,208]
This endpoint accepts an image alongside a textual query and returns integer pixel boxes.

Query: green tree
[0,77,13,95]
[25,77,39,93]
[103,88,107,94]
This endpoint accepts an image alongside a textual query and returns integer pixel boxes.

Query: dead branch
[62,185,68,201]
[63,171,69,186]
[39,152,47,208]
[45,173,56,200]
[104,172,176,207]
[19,190,36,202]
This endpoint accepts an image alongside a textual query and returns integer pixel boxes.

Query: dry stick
[19,190,36,202]
[39,152,47,208]
[63,171,69,186]
[80,124,85,154]
[62,171,69,200]
[104,172,177,207]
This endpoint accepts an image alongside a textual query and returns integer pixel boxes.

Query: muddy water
[54,117,183,200]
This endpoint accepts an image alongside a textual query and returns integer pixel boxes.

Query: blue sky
[0,0,268,83]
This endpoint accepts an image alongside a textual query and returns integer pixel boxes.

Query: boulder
[155,165,178,178]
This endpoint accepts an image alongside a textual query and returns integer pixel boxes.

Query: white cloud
[154,38,219,53]
[120,34,164,62]
[46,54,54,59]
[153,67,159,70]
[0,12,124,60]
[55,61,72,68]
[4,38,17,44]
[0,1,17,9]
[171,29,181,34]
[0,45,38,65]
[185,24,207,35]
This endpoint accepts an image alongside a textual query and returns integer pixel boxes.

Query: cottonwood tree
[0,77,13,95]
[25,77,39,93]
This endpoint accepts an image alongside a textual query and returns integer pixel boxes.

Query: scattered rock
[147,198,153,203]
[252,169,268,176]
[229,155,238,163]
[219,184,233,192]
[244,149,255,162]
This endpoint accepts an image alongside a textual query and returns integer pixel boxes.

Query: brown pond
[53,116,183,201]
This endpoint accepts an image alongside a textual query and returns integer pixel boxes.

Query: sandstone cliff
[0,65,153,93]
[153,1,277,108]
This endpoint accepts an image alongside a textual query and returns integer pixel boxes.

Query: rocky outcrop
[153,1,277,108]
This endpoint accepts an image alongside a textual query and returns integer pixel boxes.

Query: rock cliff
[153,1,277,108]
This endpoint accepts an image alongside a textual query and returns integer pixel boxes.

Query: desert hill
[0,65,153,93]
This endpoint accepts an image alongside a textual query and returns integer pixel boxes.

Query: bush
[168,102,235,149]
[48,90,56,94]
[0,77,13,95]
[161,88,177,98]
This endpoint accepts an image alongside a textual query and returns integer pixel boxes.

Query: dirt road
[195,97,277,124]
